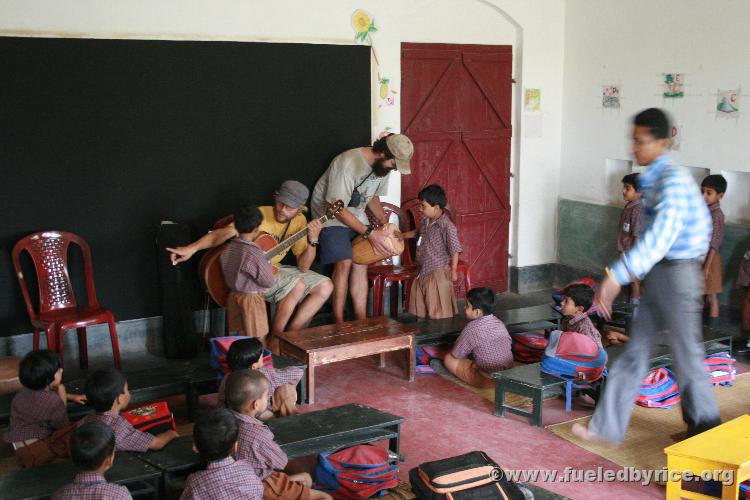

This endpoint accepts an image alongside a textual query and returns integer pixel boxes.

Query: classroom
[1,1,749,499]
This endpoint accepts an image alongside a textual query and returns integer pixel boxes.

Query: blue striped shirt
[610,155,710,285]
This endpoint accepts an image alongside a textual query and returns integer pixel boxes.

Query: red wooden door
[401,43,512,294]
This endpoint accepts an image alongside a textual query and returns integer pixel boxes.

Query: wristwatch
[362,225,373,240]
[308,237,319,247]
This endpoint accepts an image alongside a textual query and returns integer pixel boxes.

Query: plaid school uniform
[217,366,302,411]
[561,313,603,347]
[180,457,263,500]
[451,314,513,372]
[616,198,643,253]
[79,412,154,452]
[408,214,463,319]
[5,388,68,443]
[233,411,287,480]
[705,202,725,294]
[51,472,132,500]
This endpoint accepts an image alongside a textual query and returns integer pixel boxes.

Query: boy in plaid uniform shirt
[560,284,604,347]
[4,350,86,467]
[618,173,644,306]
[700,174,727,324]
[180,409,262,500]
[80,368,178,452]
[403,184,463,319]
[443,288,513,388]
[217,338,302,419]
[225,370,332,500]
[52,422,132,500]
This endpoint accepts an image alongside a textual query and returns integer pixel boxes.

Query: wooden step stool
[664,414,750,500]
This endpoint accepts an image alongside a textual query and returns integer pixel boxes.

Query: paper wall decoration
[378,77,396,107]
[524,88,541,112]
[716,89,739,114]
[352,10,377,44]
[663,73,684,98]
[670,124,682,151]
[602,85,621,108]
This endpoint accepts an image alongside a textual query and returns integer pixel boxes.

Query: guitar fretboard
[264,214,329,260]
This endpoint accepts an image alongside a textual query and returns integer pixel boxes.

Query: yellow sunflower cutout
[351,10,377,43]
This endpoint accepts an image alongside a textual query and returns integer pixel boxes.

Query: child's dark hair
[621,173,640,192]
[70,422,115,471]
[701,174,727,194]
[564,284,594,312]
[225,370,269,413]
[466,287,496,315]
[227,338,264,372]
[371,136,395,159]
[418,184,447,209]
[19,349,61,390]
[193,408,239,463]
[233,205,263,234]
[633,108,671,140]
[85,368,126,412]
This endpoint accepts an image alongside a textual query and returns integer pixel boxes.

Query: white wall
[0,0,566,269]
[561,0,750,223]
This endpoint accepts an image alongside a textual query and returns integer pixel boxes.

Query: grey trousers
[589,259,721,443]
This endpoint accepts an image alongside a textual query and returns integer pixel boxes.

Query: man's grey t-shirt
[311,148,390,228]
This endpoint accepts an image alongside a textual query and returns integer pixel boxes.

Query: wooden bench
[0,453,161,500]
[405,304,561,347]
[135,403,403,494]
[0,353,306,425]
[493,329,732,427]
[276,317,416,404]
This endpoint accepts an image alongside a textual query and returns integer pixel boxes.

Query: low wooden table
[276,317,417,404]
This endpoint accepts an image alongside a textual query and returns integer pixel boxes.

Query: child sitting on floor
[443,287,513,388]
[180,409,263,500]
[701,174,727,324]
[402,184,463,319]
[52,422,132,500]
[560,283,608,346]
[225,370,332,500]
[4,350,86,468]
[216,337,302,419]
[618,173,644,307]
[80,368,179,452]
[220,205,275,343]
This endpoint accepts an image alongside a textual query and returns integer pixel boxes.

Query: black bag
[155,221,199,358]
[410,451,525,500]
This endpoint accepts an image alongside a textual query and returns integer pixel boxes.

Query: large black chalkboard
[0,36,371,336]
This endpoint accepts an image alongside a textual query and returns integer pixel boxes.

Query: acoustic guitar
[199,201,344,307]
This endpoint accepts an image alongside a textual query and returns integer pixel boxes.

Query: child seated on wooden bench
[4,350,86,468]
[80,368,179,452]
[225,370,333,500]
[560,284,614,346]
[443,287,513,388]
[180,409,263,500]
[52,422,132,500]
[217,337,302,419]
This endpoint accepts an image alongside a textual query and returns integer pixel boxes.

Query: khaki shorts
[263,265,330,304]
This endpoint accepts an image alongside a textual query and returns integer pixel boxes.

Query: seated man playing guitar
[167,180,334,342]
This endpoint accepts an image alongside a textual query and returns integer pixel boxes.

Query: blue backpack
[541,331,607,383]
[636,368,680,409]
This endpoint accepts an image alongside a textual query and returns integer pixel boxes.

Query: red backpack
[636,368,680,409]
[511,331,548,363]
[705,352,736,386]
[541,331,607,383]
[316,445,399,499]
[122,402,176,435]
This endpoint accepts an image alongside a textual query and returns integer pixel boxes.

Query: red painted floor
[292,353,665,499]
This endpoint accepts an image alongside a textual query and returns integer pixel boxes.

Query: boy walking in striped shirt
[574,108,721,444]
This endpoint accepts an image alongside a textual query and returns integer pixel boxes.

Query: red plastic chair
[12,231,121,369]
[401,199,472,300]
[365,203,418,317]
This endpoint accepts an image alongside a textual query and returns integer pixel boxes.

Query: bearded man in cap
[168,180,333,338]
[311,134,414,323]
